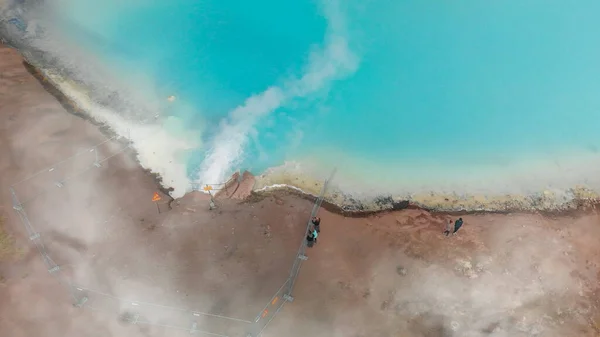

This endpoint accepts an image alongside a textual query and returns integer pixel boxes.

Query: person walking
[453,218,464,235]
[312,216,321,233]
[312,226,318,244]
[443,219,453,236]
[306,226,316,247]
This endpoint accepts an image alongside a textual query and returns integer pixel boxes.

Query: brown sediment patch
[227,171,255,200]
[213,171,241,199]
[249,182,600,219]
[22,61,107,131]
[407,185,600,214]
[253,167,600,214]
[0,217,21,263]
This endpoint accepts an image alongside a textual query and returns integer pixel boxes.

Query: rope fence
[9,133,335,337]
[246,168,336,337]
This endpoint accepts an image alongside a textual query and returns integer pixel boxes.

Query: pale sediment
[253,169,600,214]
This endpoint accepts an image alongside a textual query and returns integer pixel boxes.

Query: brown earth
[1,43,600,337]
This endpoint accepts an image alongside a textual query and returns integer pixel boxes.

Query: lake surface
[38,0,600,196]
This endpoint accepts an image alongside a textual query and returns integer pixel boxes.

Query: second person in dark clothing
[453,218,464,235]
[307,226,318,247]
[312,216,321,233]
[307,230,315,247]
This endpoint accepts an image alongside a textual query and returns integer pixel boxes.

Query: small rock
[396,266,407,276]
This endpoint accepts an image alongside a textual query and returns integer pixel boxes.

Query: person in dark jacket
[312,216,321,233]
[307,226,316,247]
[453,218,464,235]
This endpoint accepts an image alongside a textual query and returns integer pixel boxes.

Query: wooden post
[152,192,162,214]
[204,185,216,210]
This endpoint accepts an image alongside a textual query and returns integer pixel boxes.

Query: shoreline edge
[8,43,600,215]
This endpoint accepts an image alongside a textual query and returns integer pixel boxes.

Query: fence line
[256,297,286,337]
[285,168,336,297]
[255,278,290,323]
[74,285,254,324]
[246,169,336,336]
[9,132,337,336]
[10,179,250,336]
[16,144,134,206]
[10,186,89,307]
[11,135,121,187]
[82,296,240,337]
[84,300,234,337]
[11,133,240,207]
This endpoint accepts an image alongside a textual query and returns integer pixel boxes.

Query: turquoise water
[47,0,600,190]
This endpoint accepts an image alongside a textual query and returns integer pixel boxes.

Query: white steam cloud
[195,0,358,186]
